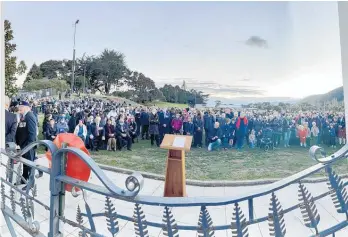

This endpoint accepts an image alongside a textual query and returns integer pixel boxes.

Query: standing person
[203,111,213,147]
[128,116,138,143]
[56,116,69,134]
[183,116,194,136]
[149,109,160,147]
[221,118,231,150]
[15,101,37,189]
[329,124,337,148]
[282,115,291,148]
[193,112,204,148]
[235,112,248,150]
[311,122,320,145]
[338,125,346,145]
[91,116,105,151]
[159,109,170,143]
[140,109,149,140]
[5,96,17,143]
[171,113,183,135]
[134,109,141,139]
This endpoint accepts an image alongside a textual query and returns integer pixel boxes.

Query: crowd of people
[7,96,347,154]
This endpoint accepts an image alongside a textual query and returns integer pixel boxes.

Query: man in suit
[15,101,37,190]
[5,96,17,143]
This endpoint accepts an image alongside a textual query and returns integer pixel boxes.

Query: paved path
[1,156,348,237]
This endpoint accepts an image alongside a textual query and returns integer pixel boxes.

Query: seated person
[56,116,69,134]
[91,116,105,151]
[105,119,117,151]
[74,120,87,142]
[46,119,57,141]
[116,117,132,151]
[208,122,222,151]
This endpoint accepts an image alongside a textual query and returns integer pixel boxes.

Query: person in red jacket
[171,113,183,134]
[235,112,248,150]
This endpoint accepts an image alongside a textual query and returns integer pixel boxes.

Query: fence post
[48,143,67,237]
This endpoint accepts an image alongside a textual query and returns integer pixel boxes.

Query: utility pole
[71,19,79,93]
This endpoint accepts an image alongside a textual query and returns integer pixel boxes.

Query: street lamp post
[71,19,79,92]
[81,52,87,94]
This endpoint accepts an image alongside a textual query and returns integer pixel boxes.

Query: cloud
[245,36,268,48]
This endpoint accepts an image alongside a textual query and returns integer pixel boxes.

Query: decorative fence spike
[298,182,320,234]
[16,164,22,185]
[133,203,149,237]
[268,193,286,237]
[31,184,37,197]
[19,196,27,222]
[326,167,348,214]
[197,206,215,237]
[10,189,16,214]
[76,205,84,225]
[1,183,5,209]
[105,196,119,236]
[6,158,13,181]
[162,206,179,237]
[231,203,249,237]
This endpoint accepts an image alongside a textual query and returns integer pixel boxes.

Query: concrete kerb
[97,163,346,187]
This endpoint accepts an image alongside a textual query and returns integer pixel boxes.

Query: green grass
[88,140,347,180]
[37,114,347,181]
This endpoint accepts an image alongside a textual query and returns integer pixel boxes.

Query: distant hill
[301,87,344,105]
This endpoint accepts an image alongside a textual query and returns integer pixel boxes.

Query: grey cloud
[245,36,268,48]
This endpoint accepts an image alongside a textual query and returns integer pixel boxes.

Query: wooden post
[160,134,192,197]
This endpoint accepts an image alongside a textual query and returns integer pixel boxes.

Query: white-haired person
[311,122,320,145]
[74,120,88,143]
[149,108,160,147]
[207,122,222,151]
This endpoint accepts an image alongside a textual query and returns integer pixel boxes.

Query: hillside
[301,86,344,105]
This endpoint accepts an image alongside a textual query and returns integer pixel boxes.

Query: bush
[23,78,69,92]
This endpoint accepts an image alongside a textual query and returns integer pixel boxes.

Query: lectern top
[160,134,193,151]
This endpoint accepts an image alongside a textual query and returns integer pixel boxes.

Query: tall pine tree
[24,63,42,83]
[5,20,27,97]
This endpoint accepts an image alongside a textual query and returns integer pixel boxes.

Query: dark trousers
[159,126,169,144]
[22,149,35,181]
[150,134,160,146]
[117,136,132,150]
[93,135,103,151]
[130,131,137,143]
[204,129,210,147]
[141,125,149,139]
[194,131,203,147]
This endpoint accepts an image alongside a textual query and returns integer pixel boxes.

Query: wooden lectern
[160,134,192,197]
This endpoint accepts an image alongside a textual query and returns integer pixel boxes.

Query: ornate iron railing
[1,140,348,237]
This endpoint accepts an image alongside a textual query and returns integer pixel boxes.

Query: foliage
[25,63,43,83]
[5,20,27,97]
[159,84,208,105]
[215,100,222,108]
[23,78,69,92]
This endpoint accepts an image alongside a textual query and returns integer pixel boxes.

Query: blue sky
[3,1,343,99]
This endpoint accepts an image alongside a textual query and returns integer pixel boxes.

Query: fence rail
[1,141,348,237]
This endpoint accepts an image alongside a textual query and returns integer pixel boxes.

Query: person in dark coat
[105,119,116,151]
[159,109,170,143]
[134,109,141,138]
[140,109,149,140]
[5,96,17,143]
[90,117,105,151]
[193,112,204,148]
[149,109,160,147]
[221,118,231,150]
[203,111,214,147]
[45,119,57,141]
[128,117,138,143]
[116,117,132,151]
[68,111,78,133]
[207,122,222,151]
[183,116,194,136]
[15,101,37,188]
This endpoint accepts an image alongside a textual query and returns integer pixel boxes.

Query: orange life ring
[45,133,91,192]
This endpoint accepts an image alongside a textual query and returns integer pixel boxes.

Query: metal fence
[1,141,348,237]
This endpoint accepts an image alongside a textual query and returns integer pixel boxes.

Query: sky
[3,1,344,100]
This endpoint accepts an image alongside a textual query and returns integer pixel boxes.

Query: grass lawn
[87,140,347,180]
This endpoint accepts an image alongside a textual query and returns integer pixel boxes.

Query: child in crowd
[183,116,194,136]
[329,124,337,148]
[298,125,307,147]
[249,129,256,148]
[171,113,183,135]
[338,125,346,145]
